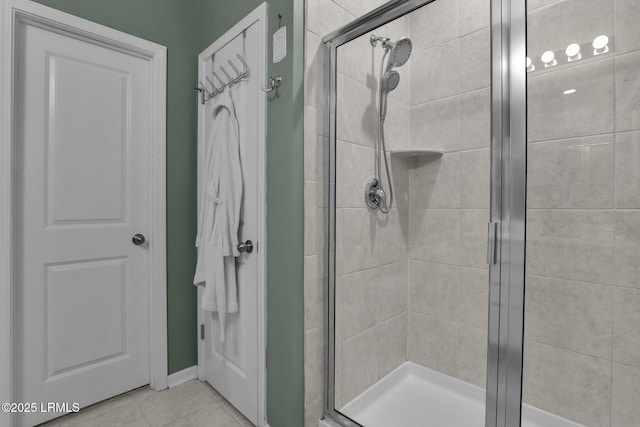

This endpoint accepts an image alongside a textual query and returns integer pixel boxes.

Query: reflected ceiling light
[565,43,581,61]
[541,50,557,67]
[563,89,577,95]
[593,35,609,55]
[526,56,535,72]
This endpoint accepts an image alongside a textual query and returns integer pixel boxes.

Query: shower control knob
[132,234,146,245]
[237,240,254,254]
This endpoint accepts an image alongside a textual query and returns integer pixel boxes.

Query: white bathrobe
[194,89,243,342]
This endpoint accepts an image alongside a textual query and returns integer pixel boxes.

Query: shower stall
[318,0,640,426]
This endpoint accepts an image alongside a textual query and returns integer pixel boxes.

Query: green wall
[32,0,200,374]
[197,1,306,426]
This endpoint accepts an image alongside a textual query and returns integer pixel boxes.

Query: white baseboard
[167,365,198,388]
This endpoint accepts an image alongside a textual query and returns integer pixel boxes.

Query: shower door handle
[487,222,498,265]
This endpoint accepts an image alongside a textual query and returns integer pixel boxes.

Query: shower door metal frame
[487,0,527,426]
[321,0,528,425]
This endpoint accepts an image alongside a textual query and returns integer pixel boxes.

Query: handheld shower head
[387,37,412,69]
[382,70,400,92]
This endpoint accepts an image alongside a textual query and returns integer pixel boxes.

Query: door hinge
[200,324,205,340]
[487,221,498,265]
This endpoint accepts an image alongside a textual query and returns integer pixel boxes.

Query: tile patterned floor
[37,380,254,427]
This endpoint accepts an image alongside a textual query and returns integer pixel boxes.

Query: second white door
[197,5,266,426]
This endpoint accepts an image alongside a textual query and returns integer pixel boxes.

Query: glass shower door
[325,0,493,425]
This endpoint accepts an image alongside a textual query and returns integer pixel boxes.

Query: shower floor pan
[321,362,583,427]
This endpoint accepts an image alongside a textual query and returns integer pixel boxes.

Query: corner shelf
[390,149,444,158]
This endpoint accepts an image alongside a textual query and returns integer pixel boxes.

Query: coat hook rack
[195,53,251,105]
[260,75,283,93]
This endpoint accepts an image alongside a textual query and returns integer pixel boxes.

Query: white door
[197,6,266,426]
[14,17,152,427]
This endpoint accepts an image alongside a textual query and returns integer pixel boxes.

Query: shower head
[382,70,400,92]
[386,37,413,69]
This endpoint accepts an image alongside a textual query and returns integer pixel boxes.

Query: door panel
[15,20,151,427]
[47,55,129,224]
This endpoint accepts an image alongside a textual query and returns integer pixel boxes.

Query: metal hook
[205,77,217,92]
[229,60,241,77]
[198,80,211,95]
[237,54,249,72]
[260,75,283,93]
[212,71,225,87]
[220,66,232,83]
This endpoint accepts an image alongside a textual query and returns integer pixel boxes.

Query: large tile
[304,345,324,406]
[614,210,640,288]
[337,31,375,87]
[460,149,490,209]
[334,0,387,19]
[527,0,560,12]
[304,255,323,331]
[306,0,319,35]
[375,261,408,323]
[336,74,378,149]
[58,387,153,426]
[389,154,410,216]
[615,52,640,132]
[459,0,490,36]
[61,402,149,427]
[526,0,613,58]
[526,210,614,284]
[458,267,489,328]
[614,0,640,55]
[334,341,343,409]
[336,269,378,342]
[305,31,323,109]
[613,287,640,368]
[409,0,459,52]
[410,152,460,209]
[305,398,323,427]
[304,105,318,182]
[342,329,379,404]
[336,141,375,208]
[522,342,611,427]
[335,209,344,275]
[524,276,613,359]
[408,312,458,377]
[460,209,489,269]
[139,381,216,427]
[527,59,614,142]
[375,207,409,265]
[304,181,318,256]
[460,88,490,151]
[457,326,487,388]
[528,135,614,209]
[410,96,460,152]
[383,98,411,152]
[459,28,490,93]
[409,209,461,265]
[615,131,640,208]
[410,40,460,105]
[612,363,640,427]
[166,401,237,427]
[340,208,378,274]
[409,261,459,321]
[319,0,351,37]
[375,314,407,378]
